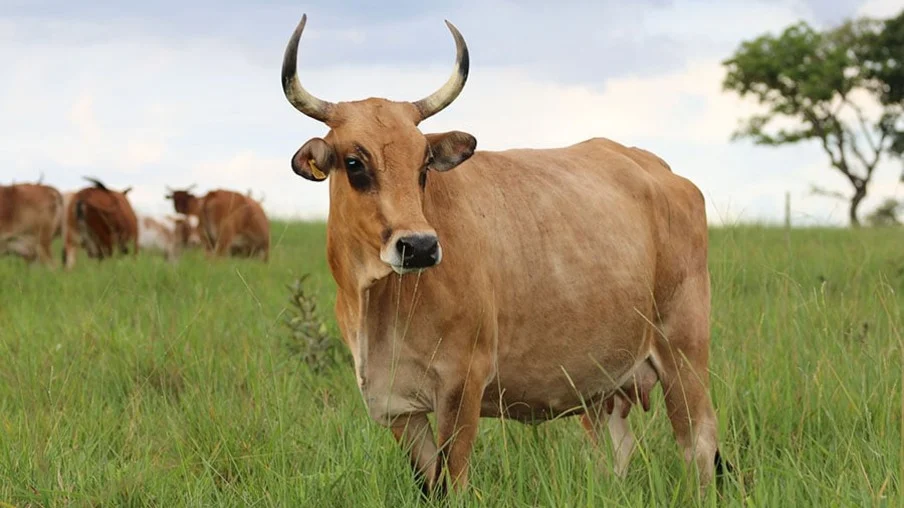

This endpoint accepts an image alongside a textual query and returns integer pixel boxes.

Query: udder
[603,359,660,418]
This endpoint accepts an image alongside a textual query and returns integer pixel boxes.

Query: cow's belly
[480,344,649,422]
[483,260,656,422]
[0,234,37,257]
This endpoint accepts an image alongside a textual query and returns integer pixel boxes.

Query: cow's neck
[187,198,202,217]
[325,217,395,393]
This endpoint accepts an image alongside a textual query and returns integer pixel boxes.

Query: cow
[62,177,139,269]
[167,186,269,261]
[178,213,203,250]
[0,183,64,266]
[137,213,201,262]
[165,185,204,250]
[279,14,730,496]
[165,185,201,218]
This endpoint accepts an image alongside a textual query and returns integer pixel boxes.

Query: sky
[2,0,903,226]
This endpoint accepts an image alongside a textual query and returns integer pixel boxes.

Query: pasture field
[0,222,901,507]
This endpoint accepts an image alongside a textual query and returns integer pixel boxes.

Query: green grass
[0,222,901,506]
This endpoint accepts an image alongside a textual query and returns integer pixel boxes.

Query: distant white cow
[137,213,201,261]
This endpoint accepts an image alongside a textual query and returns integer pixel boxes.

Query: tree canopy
[862,10,904,156]
[722,11,904,226]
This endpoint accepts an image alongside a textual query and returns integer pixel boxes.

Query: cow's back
[585,138,709,301]
[0,184,63,237]
[200,190,270,248]
[70,187,137,249]
[429,136,706,297]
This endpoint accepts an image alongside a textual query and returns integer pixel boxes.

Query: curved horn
[411,20,470,122]
[186,183,197,192]
[282,14,335,123]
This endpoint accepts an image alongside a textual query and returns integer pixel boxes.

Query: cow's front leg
[434,373,486,493]
[391,413,439,496]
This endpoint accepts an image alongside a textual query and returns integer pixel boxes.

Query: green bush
[283,274,351,373]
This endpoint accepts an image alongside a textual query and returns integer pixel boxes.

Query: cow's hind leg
[37,227,56,268]
[63,233,78,270]
[257,242,270,262]
[654,272,727,488]
[391,413,440,497]
[581,396,636,478]
[214,226,237,258]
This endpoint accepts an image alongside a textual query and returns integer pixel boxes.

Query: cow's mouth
[390,264,424,275]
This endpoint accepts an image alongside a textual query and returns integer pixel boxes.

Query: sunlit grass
[0,223,901,506]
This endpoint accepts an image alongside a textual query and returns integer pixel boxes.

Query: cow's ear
[425,131,477,172]
[292,138,336,182]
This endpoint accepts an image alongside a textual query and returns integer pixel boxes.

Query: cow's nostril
[424,240,438,256]
[396,237,411,256]
[395,234,440,268]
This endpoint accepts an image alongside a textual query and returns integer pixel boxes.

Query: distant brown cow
[166,187,269,261]
[63,177,139,269]
[166,184,200,218]
[0,183,64,266]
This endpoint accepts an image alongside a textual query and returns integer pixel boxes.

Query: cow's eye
[344,156,372,192]
[345,157,364,173]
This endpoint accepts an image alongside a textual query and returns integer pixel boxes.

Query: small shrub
[865,198,902,227]
[283,275,351,373]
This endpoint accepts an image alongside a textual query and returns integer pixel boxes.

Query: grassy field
[0,222,901,507]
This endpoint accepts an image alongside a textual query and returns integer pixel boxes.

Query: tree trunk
[849,185,866,228]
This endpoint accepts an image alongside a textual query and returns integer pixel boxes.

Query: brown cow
[166,187,269,261]
[165,184,201,218]
[0,183,64,266]
[63,177,139,269]
[280,14,730,495]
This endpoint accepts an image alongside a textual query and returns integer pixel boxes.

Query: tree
[861,10,904,163]
[722,18,902,227]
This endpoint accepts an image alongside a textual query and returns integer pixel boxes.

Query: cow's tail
[75,199,95,241]
[75,199,86,222]
[65,199,89,264]
[201,199,215,249]
[52,189,64,237]
[74,200,88,243]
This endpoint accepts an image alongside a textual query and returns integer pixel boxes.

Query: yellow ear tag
[309,159,327,180]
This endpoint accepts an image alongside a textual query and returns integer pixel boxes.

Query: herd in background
[0,174,271,269]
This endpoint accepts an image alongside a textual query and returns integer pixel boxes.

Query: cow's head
[165,185,200,216]
[282,15,476,277]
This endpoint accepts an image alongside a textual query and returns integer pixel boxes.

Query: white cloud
[2,1,901,230]
[858,0,903,17]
